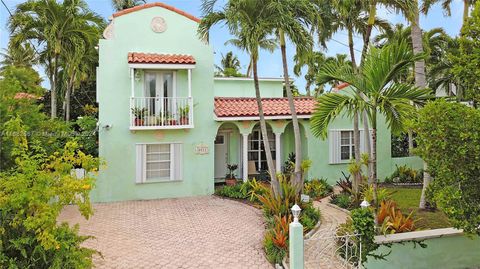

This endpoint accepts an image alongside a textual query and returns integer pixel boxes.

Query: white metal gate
[304,228,362,269]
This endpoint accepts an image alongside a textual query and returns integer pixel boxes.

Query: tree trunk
[348,28,357,69]
[305,80,311,97]
[408,130,414,155]
[360,1,376,66]
[280,31,303,193]
[50,54,59,119]
[411,2,430,209]
[65,74,75,122]
[363,111,373,184]
[371,114,378,207]
[462,0,470,32]
[419,162,431,209]
[253,57,279,197]
[353,111,361,193]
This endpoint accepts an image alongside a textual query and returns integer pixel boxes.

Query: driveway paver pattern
[58,196,272,269]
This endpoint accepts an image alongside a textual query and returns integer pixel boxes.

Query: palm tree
[293,51,327,96]
[267,0,320,191]
[199,0,281,197]
[311,42,430,206]
[215,51,242,77]
[0,43,37,69]
[421,0,477,30]
[9,0,103,119]
[112,0,146,11]
[360,0,414,65]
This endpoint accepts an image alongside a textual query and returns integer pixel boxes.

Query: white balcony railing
[130,97,193,129]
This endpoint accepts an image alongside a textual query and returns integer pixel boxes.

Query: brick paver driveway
[59,196,272,269]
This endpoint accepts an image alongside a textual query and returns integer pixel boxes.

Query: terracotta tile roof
[128,52,196,64]
[113,2,201,23]
[214,97,317,118]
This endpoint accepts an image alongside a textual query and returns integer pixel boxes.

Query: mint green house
[93,3,422,202]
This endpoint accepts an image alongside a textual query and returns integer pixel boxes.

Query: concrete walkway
[304,196,350,269]
[58,196,272,269]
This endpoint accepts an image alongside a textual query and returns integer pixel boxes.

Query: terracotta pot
[134,118,144,126]
[225,178,237,186]
[169,119,178,125]
[180,117,189,125]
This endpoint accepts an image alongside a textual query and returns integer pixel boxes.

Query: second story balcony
[130,97,193,130]
[127,52,196,130]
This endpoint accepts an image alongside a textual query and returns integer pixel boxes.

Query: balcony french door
[145,71,175,116]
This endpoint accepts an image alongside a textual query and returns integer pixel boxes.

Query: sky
[0,0,465,94]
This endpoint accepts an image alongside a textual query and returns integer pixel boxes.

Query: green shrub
[384,164,423,183]
[215,184,247,199]
[304,178,333,199]
[330,193,352,209]
[350,208,379,264]
[300,203,321,232]
[0,121,101,268]
[361,185,391,204]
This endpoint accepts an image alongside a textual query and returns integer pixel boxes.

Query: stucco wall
[366,234,480,269]
[213,78,284,97]
[94,6,216,202]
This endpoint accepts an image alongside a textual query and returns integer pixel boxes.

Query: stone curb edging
[374,227,462,244]
[325,202,351,215]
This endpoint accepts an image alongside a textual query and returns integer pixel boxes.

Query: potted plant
[178,105,190,125]
[225,164,238,186]
[131,107,147,126]
[165,113,177,126]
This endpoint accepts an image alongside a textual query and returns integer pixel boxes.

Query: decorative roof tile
[214,97,317,118]
[128,52,196,64]
[113,2,201,23]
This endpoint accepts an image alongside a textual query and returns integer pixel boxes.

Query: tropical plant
[215,184,248,199]
[9,0,104,119]
[330,193,353,209]
[377,200,416,234]
[0,119,101,268]
[361,185,391,204]
[384,164,423,183]
[225,163,238,179]
[450,1,480,107]
[199,0,281,196]
[215,51,243,77]
[413,100,480,235]
[111,0,146,11]
[311,41,431,206]
[293,51,328,96]
[0,43,37,69]
[304,178,333,199]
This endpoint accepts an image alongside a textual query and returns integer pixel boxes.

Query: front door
[214,133,228,179]
[144,71,175,116]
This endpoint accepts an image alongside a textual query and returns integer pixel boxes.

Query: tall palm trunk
[360,1,376,65]
[462,0,470,31]
[411,3,430,209]
[348,27,362,193]
[65,72,76,121]
[253,56,279,197]
[279,31,303,192]
[363,112,373,184]
[50,54,59,119]
[305,80,312,97]
[371,111,378,207]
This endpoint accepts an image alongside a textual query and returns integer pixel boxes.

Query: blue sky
[0,0,465,93]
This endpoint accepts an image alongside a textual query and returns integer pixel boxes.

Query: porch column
[275,132,282,173]
[242,133,249,182]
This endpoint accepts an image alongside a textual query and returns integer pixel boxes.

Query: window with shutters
[136,143,182,183]
[340,131,355,160]
[329,129,370,164]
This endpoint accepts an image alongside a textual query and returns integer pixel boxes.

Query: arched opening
[214,122,241,182]
[281,121,308,173]
[247,123,276,176]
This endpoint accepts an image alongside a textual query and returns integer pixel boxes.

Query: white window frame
[136,142,183,183]
[340,130,355,161]
[329,129,371,164]
[248,126,275,172]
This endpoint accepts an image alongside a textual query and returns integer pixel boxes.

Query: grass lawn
[386,186,451,230]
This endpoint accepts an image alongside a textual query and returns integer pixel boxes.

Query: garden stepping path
[304,195,351,269]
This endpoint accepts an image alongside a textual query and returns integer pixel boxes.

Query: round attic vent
[151,17,167,33]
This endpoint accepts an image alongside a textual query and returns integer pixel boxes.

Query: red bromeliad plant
[377,200,416,234]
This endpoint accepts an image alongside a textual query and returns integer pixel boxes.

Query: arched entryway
[281,121,308,173]
[214,122,241,182]
[246,123,276,179]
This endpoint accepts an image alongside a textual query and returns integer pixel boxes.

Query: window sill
[137,179,183,184]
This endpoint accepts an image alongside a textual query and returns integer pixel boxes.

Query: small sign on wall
[194,143,209,155]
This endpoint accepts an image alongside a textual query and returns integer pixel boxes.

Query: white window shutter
[172,143,183,181]
[360,130,366,153]
[329,130,341,164]
[135,144,145,183]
